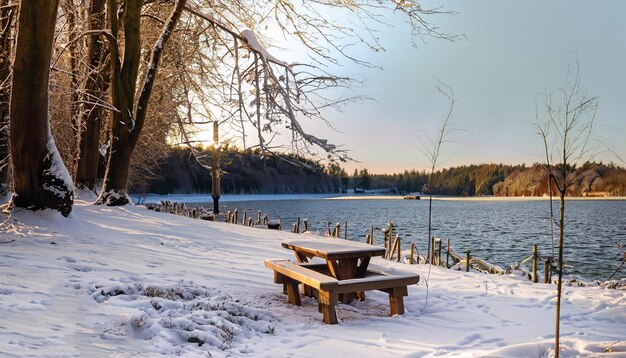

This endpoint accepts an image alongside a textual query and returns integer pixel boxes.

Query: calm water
[146,194,626,281]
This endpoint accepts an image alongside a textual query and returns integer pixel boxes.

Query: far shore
[328,195,626,201]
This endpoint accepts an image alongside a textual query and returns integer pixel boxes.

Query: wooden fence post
[437,238,443,266]
[544,258,550,284]
[532,244,538,283]
[396,235,401,262]
[446,238,451,268]
[429,236,437,265]
[466,250,471,272]
[384,233,388,258]
[410,242,415,264]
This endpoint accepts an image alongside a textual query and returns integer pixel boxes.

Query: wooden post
[466,250,471,272]
[396,235,401,263]
[335,223,340,238]
[257,210,261,225]
[431,237,436,265]
[365,234,371,244]
[303,219,308,232]
[437,238,443,266]
[344,220,348,240]
[292,224,297,233]
[242,211,247,226]
[226,210,231,223]
[327,222,332,237]
[384,233,388,258]
[296,217,301,233]
[233,209,238,224]
[410,242,415,264]
[389,235,399,261]
[370,225,374,245]
[532,244,538,283]
[263,214,269,225]
[248,218,253,226]
[544,258,550,284]
[446,238,451,268]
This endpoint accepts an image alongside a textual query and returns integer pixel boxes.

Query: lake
[143,194,626,281]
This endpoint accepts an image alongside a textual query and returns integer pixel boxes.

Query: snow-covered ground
[1,197,625,357]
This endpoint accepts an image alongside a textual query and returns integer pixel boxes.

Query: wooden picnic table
[281,238,386,303]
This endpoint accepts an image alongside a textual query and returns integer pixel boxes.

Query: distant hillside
[132,147,626,197]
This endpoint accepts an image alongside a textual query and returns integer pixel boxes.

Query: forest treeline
[134,147,626,196]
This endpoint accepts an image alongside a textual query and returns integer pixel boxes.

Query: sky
[291,1,626,174]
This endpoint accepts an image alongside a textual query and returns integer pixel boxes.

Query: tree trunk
[74,0,108,190]
[9,0,73,216]
[96,0,186,205]
[0,0,14,195]
[554,192,565,357]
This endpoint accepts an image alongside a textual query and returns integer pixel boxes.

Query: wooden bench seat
[264,259,420,324]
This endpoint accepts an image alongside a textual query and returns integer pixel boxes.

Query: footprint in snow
[457,333,481,346]
[69,264,93,272]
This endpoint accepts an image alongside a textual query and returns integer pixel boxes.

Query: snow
[1,198,625,357]
[44,130,75,195]
[240,29,285,65]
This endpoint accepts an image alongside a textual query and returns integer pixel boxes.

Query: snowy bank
[1,199,624,357]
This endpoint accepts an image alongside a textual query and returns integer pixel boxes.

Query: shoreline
[134,192,626,203]
[327,195,626,201]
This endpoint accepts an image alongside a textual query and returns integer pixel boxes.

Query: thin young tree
[535,60,598,357]
[9,0,74,216]
[418,82,456,264]
[417,82,456,310]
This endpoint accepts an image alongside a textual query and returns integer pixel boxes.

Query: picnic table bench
[265,259,420,324]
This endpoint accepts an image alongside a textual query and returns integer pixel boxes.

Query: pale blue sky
[304,1,626,173]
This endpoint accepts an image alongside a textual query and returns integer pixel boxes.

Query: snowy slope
[1,199,624,357]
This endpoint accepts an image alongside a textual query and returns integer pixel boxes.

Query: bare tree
[95,0,186,205]
[88,0,457,205]
[417,81,456,310]
[535,60,598,357]
[9,0,74,216]
[166,0,459,187]
[74,0,109,190]
[418,82,456,263]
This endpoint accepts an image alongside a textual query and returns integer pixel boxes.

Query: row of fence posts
[222,209,556,284]
[225,209,273,227]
